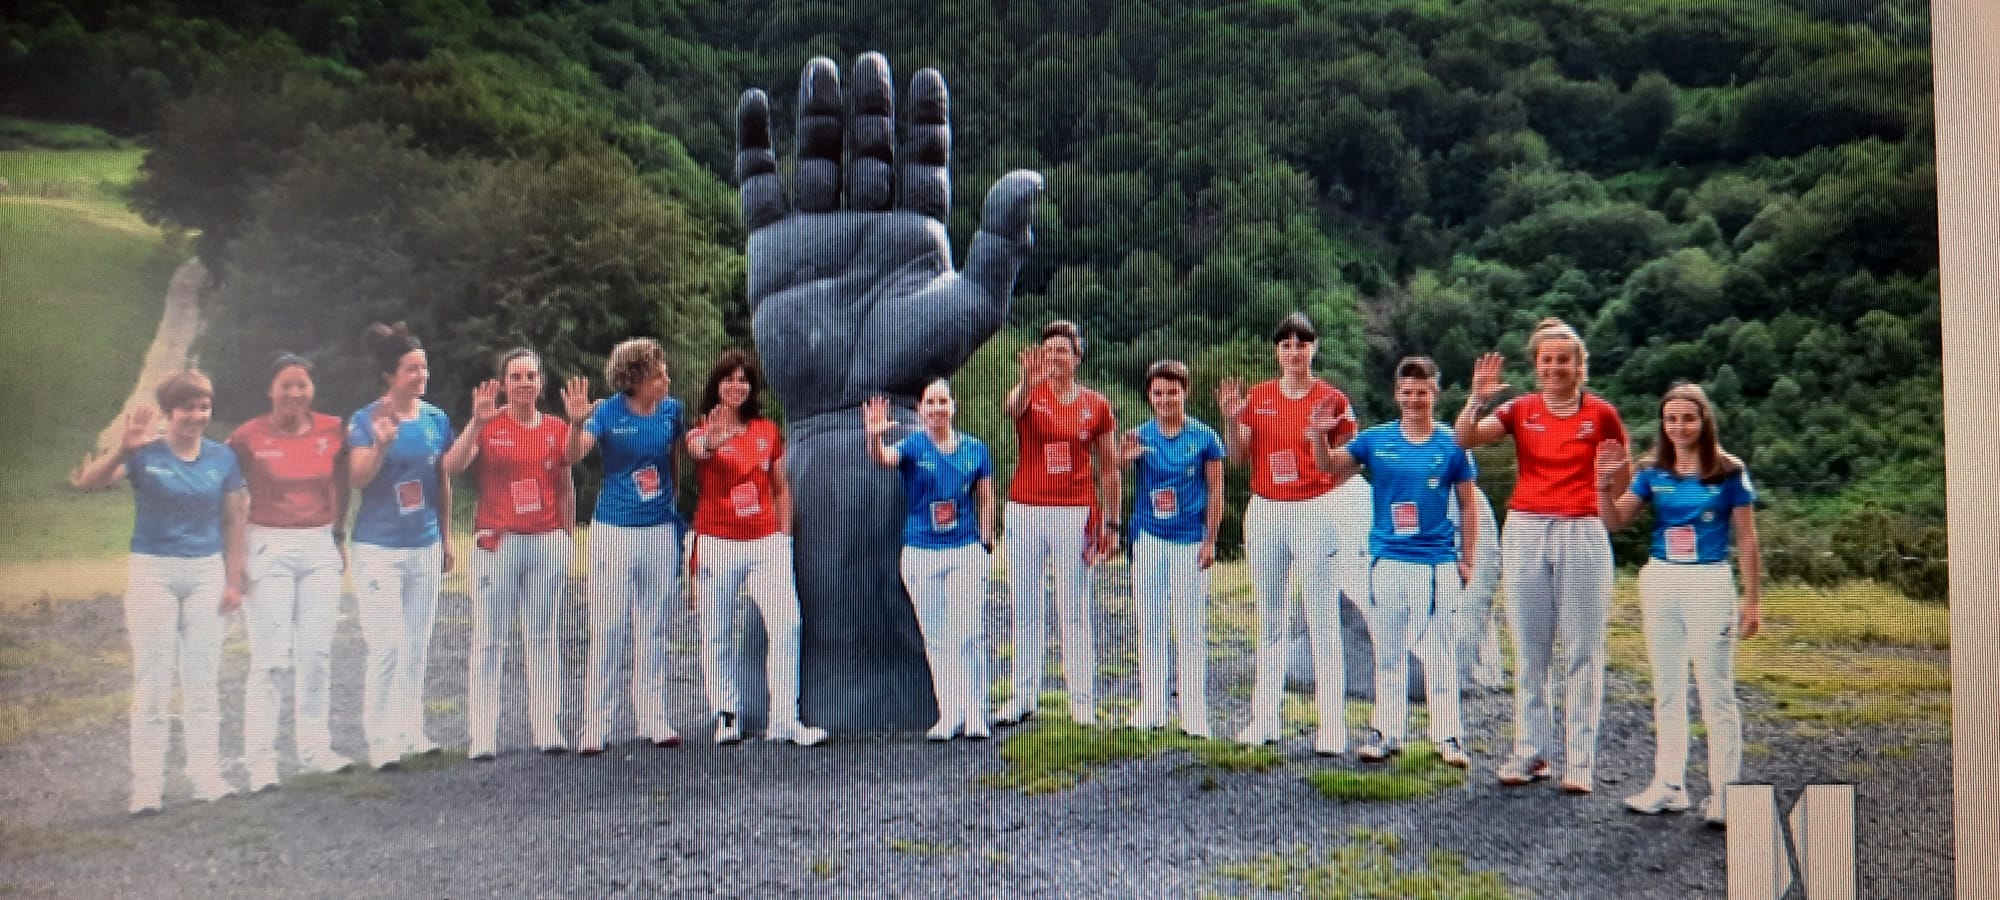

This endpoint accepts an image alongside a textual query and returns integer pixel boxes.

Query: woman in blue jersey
[1118,360,1225,738]
[347,322,456,770]
[1597,382,1761,827]
[562,338,688,754]
[863,379,997,741]
[1310,357,1477,769]
[73,370,248,813]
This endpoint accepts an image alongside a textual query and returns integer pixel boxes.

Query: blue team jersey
[126,439,244,558]
[1343,422,1477,564]
[1631,465,1756,564]
[895,430,992,550]
[585,394,684,528]
[347,401,454,548]
[1130,418,1226,545]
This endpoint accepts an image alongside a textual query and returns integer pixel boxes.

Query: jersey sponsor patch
[930,499,958,532]
[1665,525,1698,562]
[730,482,762,517]
[510,478,542,515]
[1268,450,1299,484]
[1151,487,1177,518]
[395,480,424,514]
[1392,501,1420,536]
[632,465,662,501]
[1044,442,1072,475]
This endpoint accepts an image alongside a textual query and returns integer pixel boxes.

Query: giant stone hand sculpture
[730,53,1042,730]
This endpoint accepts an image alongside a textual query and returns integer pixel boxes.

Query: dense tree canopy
[0,0,1945,596]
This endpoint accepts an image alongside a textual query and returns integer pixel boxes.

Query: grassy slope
[0,145,179,562]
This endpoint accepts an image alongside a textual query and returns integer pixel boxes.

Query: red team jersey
[472,413,570,534]
[1241,379,1356,501]
[228,413,345,528]
[1007,382,1115,507]
[1493,392,1628,518]
[691,418,783,541]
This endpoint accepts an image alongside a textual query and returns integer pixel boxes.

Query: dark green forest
[0,0,1946,598]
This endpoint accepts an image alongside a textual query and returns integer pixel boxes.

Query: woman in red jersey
[228,353,353,790]
[994,320,1120,727]
[443,348,576,760]
[1455,316,1628,794]
[687,350,828,747]
[1215,312,1368,755]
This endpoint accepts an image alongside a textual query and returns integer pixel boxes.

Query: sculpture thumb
[964,169,1043,305]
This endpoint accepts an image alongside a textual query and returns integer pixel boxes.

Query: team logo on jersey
[255,449,284,459]
[1080,407,1093,422]
[1428,477,1440,489]
[1254,406,1277,416]
[1577,421,1595,438]
[612,426,638,435]
[1702,511,1715,522]
[1521,415,1547,432]
[316,437,332,455]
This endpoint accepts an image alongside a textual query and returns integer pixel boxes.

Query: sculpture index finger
[897,67,951,222]
[847,53,895,212]
[736,88,787,231]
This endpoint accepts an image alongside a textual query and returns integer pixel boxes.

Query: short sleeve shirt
[127,438,244,558]
[472,413,569,534]
[1241,379,1355,501]
[895,430,993,550]
[691,418,783,541]
[584,394,684,528]
[1008,383,1114,507]
[1130,418,1226,544]
[1493,392,1627,518]
[347,401,453,548]
[1343,422,1476,564]
[1632,465,1756,564]
[227,413,344,528]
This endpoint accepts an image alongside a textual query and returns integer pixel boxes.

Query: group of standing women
[80,325,828,815]
[83,311,1762,830]
[868,313,1761,829]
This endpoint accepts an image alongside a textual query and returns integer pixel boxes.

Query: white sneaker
[1624,782,1692,815]
[247,761,280,793]
[129,790,162,816]
[963,718,991,741]
[1315,728,1350,758]
[1703,793,1728,828]
[468,745,497,762]
[769,721,829,747]
[714,712,742,746]
[1128,708,1166,731]
[297,750,356,775]
[994,697,1036,727]
[1437,737,1470,769]
[191,774,237,803]
[643,725,681,749]
[1181,721,1213,740]
[1235,719,1280,747]
[406,736,441,756]
[926,718,962,742]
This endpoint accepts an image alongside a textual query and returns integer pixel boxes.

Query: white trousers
[242,525,344,769]
[469,530,571,752]
[696,533,805,728]
[1502,513,1613,776]
[900,543,991,730]
[1638,560,1744,795]
[1243,491,1357,742]
[125,553,227,802]
[351,542,441,762]
[1364,559,1463,744]
[581,522,680,746]
[1001,502,1094,713]
[1130,533,1209,732]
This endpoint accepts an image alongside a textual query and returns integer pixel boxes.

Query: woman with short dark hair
[73,369,248,813]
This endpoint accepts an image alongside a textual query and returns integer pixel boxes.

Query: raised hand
[1306,399,1344,437]
[1594,439,1630,487]
[1118,429,1148,464]
[369,409,401,447]
[1469,352,1510,404]
[560,376,594,423]
[737,53,1043,415]
[861,396,896,440]
[1016,345,1051,391]
[119,407,157,455]
[469,380,503,425]
[698,407,744,452]
[1216,377,1248,423]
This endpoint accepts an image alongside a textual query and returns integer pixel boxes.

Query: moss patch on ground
[1211,827,1513,899]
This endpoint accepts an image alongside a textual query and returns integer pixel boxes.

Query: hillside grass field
[0,140,180,566]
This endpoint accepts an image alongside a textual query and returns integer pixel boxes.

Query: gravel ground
[0,567,1955,899]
